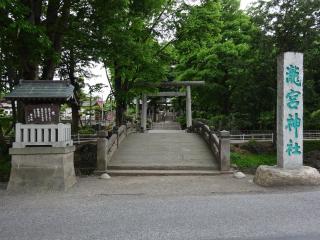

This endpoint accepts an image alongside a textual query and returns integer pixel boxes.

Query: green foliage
[176,115,186,129]
[231,140,320,172]
[91,0,175,124]
[174,0,266,130]
[78,126,95,134]
[1,0,320,131]
[241,140,275,154]
[231,152,276,170]
[0,116,13,136]
[173,0,320,130]
[304,141,320,153]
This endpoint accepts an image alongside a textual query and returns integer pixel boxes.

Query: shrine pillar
[186,85,192,128]
[254,52,320,186]
[141,94,148,131]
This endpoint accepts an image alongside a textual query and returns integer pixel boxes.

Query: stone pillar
[219,130,230,171]
[141,94,148,131]
[254,52,320,187]
[186,85,192,128]
[277,52,303,169]
[96,130,108,173]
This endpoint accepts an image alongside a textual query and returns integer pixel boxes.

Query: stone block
[254,165,320,187]
[7,146,77,191]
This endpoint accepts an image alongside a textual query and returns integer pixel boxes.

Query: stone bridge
[98,121,230,176]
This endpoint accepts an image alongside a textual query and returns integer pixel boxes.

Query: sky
[85,0,256,100]
[240,0,255,10]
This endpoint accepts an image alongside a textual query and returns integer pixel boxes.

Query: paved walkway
[108,131,218,171]
[151,121,181,130]
[1,176,320,240]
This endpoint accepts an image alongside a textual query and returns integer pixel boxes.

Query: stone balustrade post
[219,130,230,171]
[96,130,109,172]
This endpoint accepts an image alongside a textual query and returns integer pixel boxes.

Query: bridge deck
[151,121,181,130]
[109,131,218,170]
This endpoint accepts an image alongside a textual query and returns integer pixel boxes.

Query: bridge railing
[192,120,230,172]
[96,122,134,173]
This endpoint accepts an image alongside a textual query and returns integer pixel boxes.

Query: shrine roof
[5,80,75,101]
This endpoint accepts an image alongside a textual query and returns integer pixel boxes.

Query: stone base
[7,146,77,191]
[254,165,320,187]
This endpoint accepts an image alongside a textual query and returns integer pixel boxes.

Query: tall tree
[248,0,320,129]
[92,0,173,126]
[58,0,97,133]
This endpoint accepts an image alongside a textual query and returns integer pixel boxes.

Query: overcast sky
[85,0,256,100]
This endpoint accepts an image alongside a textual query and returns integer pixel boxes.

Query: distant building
[0,101,13,116]
[60,107,72,120]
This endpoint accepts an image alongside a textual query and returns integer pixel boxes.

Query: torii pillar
[186,85,192,128]
[139,81,205,131]
[141,94,148,131]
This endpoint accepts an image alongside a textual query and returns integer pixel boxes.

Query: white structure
[277,52,303,169]
[0,101,13,116]
[60,107,72,120]
[13,123,73,148]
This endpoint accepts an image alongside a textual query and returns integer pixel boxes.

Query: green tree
[92,0,174,126]
[174,0,258,129]
[57,0,97,133]
[248,0,320,129]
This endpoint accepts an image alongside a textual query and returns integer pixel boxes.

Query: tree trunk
[114,62,127,126]
[19,0,43,80]
[41,0,71,80]
[71,103,80,133]
[68,48,80,133]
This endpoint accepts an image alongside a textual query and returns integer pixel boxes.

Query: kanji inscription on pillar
[277,52,303,169]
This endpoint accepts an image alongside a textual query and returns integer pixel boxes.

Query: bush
[0,116,13,134]
[78,126,95,134]
[304,141,320,153]
[231,152,276,172]
[176,115,186,129]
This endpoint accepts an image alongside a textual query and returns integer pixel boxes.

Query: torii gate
[139,81,205,131]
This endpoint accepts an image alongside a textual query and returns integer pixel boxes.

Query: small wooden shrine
[6,80,75,148]
[5,80,77,191]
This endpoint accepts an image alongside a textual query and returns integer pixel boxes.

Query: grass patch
[231,152,276,172]
[304,141,320,153]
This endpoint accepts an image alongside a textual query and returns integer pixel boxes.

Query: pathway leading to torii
[107,121,219,176]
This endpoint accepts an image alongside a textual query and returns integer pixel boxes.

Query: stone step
[108,165,217,171]
[106,169,232,176]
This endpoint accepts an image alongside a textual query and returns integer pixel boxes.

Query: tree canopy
[1,0,320,130]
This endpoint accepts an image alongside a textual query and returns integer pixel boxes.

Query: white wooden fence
[230,132,320,143]
[13,123,73,148]
[230,133,274,143]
